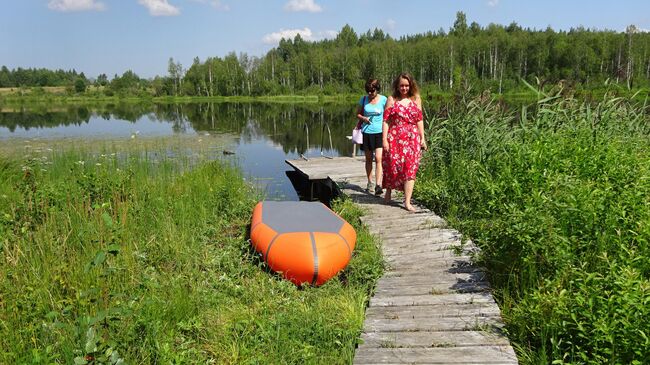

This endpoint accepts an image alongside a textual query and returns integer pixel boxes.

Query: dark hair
[365,78,380,93]
[391,72,419,99]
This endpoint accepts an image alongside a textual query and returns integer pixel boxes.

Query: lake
[0,102,361,200]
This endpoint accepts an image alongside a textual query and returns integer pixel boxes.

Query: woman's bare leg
[374,147,383,187]
[404,179,416,211]
[384,188,392,203]
[364,148,373,185]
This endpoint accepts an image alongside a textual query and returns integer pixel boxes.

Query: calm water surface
[0,102,358,200]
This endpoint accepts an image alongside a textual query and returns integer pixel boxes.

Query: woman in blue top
[355,78,388,195]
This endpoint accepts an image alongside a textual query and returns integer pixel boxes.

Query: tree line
[2,12,649,96]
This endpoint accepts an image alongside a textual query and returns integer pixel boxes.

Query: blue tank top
[359,94,387,134]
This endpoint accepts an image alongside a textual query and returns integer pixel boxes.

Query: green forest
[2,12,649,97]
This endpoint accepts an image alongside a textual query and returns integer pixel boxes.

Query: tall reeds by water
[416,91,650,363]
[0,137,383,363]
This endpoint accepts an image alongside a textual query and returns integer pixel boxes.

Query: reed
[0,138,383,364]
[416,91,650,363]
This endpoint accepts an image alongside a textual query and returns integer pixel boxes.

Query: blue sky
[1,0,649,79]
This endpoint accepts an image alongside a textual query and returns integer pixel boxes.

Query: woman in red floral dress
[381,73,427,212]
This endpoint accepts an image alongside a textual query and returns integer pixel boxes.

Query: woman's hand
[383,139,389,152]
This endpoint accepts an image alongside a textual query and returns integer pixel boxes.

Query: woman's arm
[417,120,427,151]
[356,97,370,123]
[415,95,427,150]
[382,96,394,152]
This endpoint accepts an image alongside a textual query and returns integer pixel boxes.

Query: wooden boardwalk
[286,157,518,365]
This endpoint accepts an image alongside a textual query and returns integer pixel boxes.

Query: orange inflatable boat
[250,201,356,286]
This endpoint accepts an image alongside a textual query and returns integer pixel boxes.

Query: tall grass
[0,138,383,364]
[416,91,650,364]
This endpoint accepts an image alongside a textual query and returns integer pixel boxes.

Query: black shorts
[362,132,383,151]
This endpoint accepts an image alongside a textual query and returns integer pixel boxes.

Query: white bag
[352,126,363,144]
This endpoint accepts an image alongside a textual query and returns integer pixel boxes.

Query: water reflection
[0,102,360,200]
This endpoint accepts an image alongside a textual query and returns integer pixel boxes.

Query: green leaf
[93,251,106,267]
[74,357,88,365]
[84,327,96,353]
[89,310,108,325]
[106,244,121,255]
[101,212,113,228]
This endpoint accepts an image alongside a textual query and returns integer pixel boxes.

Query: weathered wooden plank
[383,259,483,274]
[383,249,471,263]
[375,229,460,239]
[374,272,488,288]
[353,346,518,364]
[364,221,449,233]
[381,244,477,258]
[377,229,458,240]
[380,236,463,248]
[373,280,490,296]
[358,330,511,349]
[363,212,445,223]
[365,303,501,320]
[384,256,475,272]
[363,315,505,332]
[370,293,496,307]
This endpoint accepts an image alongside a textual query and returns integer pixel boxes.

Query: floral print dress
[382,99,423,191]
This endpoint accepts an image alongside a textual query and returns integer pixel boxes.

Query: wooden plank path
[286,157,518,365]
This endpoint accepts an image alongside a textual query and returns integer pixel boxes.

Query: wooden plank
[385,256,475,272]
[381,244,477,257]
[353,346,518,364]
[375,229,458,240]
[365,303,501,320]
[363,316,505,332]
[373,281,490,296]
[363,213,446,224]
[370,293,496,307]
[358,330,511,349]
[383,249,472,262]
[374,272,488,288]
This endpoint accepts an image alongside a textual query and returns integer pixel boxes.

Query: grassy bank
[0,138,383,363]
[415,92,650,363]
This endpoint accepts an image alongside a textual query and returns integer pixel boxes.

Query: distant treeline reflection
[0,102,374,155]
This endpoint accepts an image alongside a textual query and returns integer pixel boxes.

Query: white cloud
[284,0,322,13]
[209,0,230,11]
[487,0,499,7]
[386,18,397,31]
[262,28,337,45]
[47,0,105,12]
[138,0,180,16]
[263,28,313,44]
[189,0,230,11]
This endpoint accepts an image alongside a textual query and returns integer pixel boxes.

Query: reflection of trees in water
[0,105,93,132]
[0,102,155,131]
[0,102,359,155]
[174,102,356,155]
